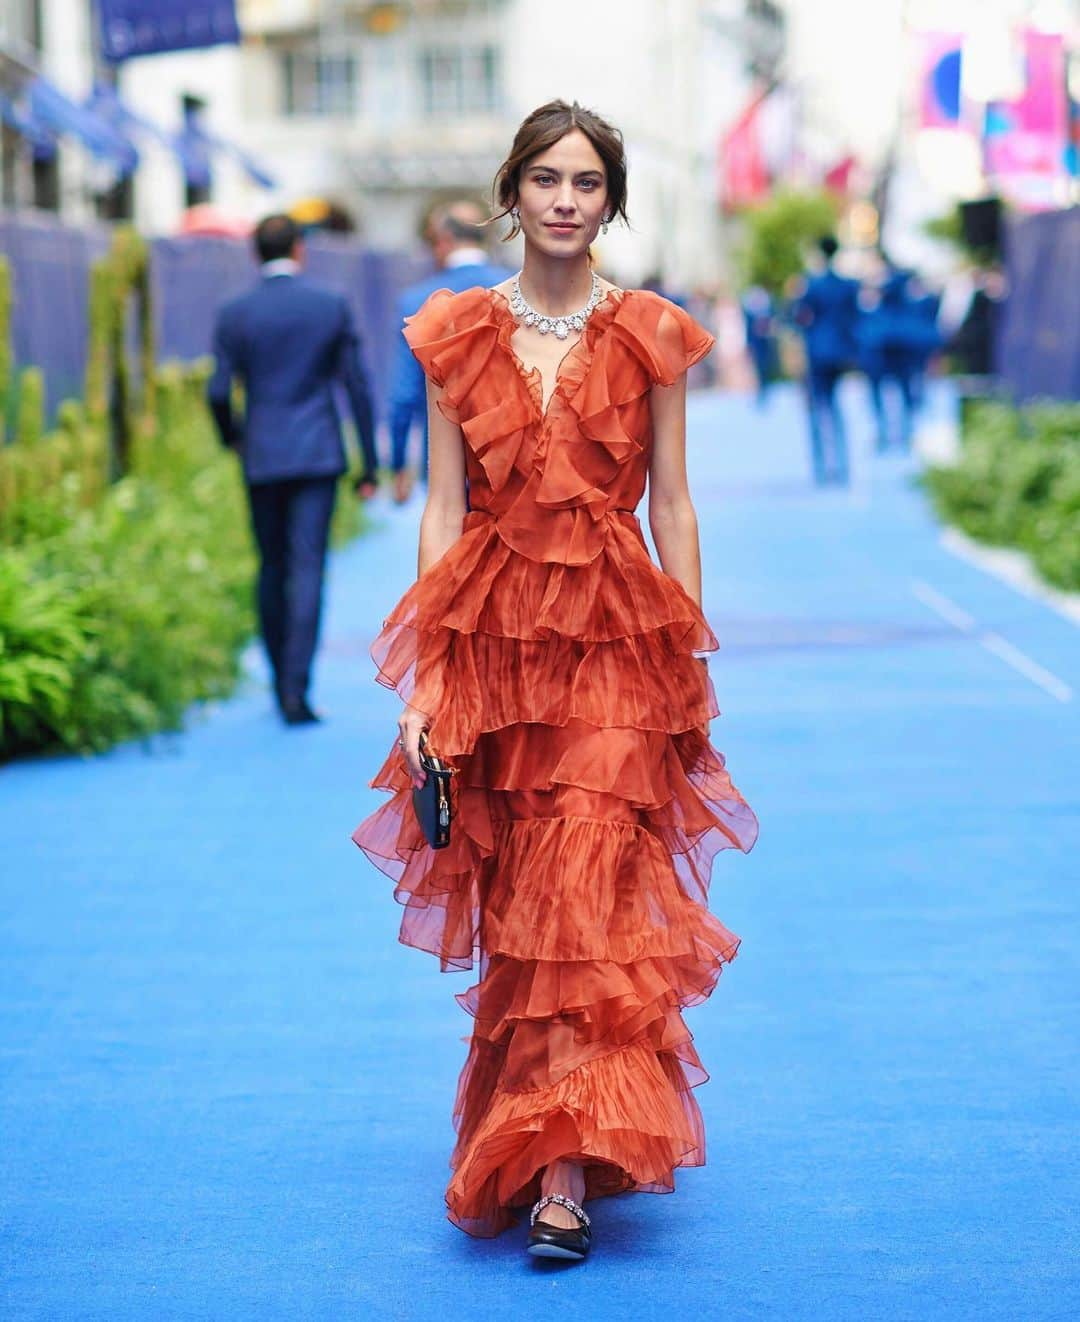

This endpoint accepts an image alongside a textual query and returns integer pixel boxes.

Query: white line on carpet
[939,527,1080,627]
[910,581,1074,703]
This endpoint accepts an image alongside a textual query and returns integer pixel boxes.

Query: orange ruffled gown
[352,285,758,1237]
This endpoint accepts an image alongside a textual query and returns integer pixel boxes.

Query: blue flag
[98,1,241,62]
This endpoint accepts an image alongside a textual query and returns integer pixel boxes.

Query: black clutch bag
[411,732,454,849]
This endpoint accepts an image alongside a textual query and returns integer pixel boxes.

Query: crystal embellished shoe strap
[509,272,603,340]
[530,1192,591,1228]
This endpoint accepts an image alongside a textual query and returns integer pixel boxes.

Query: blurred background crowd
[0,0,1077,758]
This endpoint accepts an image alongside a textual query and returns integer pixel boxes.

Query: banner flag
[29,77,139,173]
[719,89,770,211]
[0,93,58,157]
[920,32,964,129]
[984,29,1069,208]
[98,1,241,63]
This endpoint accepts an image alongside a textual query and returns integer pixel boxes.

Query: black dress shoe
[280,698,322,726]
[527,1194,591,1261]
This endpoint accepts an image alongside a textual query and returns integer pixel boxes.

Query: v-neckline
[488,285,622,421]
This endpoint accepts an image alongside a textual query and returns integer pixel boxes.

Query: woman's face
[515,129,610,259]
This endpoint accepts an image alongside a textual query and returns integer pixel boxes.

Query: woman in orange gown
[352,100,757,1261]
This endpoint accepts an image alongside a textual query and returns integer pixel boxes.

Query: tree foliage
[737,189,841,296]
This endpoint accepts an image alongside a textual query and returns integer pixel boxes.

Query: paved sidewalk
[2,384,1077,1321]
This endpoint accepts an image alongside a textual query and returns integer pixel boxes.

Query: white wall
[782,0,906,170]
[40,0,96,222]
[99,0,760,287]
[503,0,743,287]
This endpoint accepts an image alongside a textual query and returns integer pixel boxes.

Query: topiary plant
[14,367,44,447]
[0,257,11,443]
[738,189,841,296]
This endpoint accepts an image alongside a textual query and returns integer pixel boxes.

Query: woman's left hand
[397,703,428,788]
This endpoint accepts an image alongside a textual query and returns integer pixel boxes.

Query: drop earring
[601,216,609,236]
[511,207,520,225]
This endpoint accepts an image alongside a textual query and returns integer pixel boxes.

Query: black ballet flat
[527,1194,592,1261]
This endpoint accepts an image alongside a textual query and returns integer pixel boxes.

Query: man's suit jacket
[795,268,862,371]
[208,272,377,485]
[388,260,511,470]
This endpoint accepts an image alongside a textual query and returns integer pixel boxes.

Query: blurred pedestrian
[858,265,941,452]
[948,267,1004,378]
[641,270,688,308]
[791,236,860,485]
[946,266,1007,432]
[906,276,943,412]
[208,213,378,725]
[388,201,510,504]
[741,283,779,407]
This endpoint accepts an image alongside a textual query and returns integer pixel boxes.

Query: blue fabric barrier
[0,214,111,412]
[999,208,1080,402]
[152,234,428,417]
[0,214,429,423]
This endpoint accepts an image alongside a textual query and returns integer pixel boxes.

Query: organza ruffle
[353,284,756,1236]
[369,512,720,738]
[446,1040,708,1236]
[399,288,716,565]
[357,743,755,970]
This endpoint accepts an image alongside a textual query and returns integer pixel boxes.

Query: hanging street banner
[97,0,241,63]
[919,32,964,131]
[984,30,1070,211]
[719,88,771,211]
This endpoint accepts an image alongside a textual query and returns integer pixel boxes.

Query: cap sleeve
[401,288,460,389]
[621,291,715,386]
[403,284,502,393]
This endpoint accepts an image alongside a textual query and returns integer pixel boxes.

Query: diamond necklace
[509,271,603,340]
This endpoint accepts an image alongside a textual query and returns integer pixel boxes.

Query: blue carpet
[2,385,1078,1320]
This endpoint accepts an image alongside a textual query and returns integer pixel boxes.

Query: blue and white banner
[97,0,241,63]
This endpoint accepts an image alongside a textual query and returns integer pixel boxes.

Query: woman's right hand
[397,704,428,789]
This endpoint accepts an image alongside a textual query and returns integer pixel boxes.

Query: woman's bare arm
[417,379,468,574]
[647,372,702,608]
[400,378,467,785]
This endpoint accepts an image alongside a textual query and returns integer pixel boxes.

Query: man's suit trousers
[246,476,337,705]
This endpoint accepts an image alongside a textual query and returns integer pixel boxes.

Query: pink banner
[719,91,770,210]
[985,29,1068,206]
[985,30,1067,169]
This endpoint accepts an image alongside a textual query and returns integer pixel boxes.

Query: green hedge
[0,233,371,760]
[923,400,1080,592]
[0,370,255,756]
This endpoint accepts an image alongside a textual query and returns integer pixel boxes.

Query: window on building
[182,94,211,209]
[419,45,500,116]
[95,174,134,223]
[31,154,59,211]
[282,50,359,117]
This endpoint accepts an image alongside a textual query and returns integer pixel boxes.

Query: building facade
[3,0,786,287]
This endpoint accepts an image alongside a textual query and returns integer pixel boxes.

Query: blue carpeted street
[2,385,1078,1320]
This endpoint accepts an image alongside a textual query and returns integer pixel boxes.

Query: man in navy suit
[792,236,861,485]
[388,200,510,503]
[208,214,378,725]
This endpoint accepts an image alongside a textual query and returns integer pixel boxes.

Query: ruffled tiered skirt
[352,508,757,1236]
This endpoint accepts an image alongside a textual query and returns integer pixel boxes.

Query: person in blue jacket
[388,200,511,503]
[791,236,861,485]
[208,213,377,725]
[859,264,942,451]
[741,283,779,408]
[906,277,942,412]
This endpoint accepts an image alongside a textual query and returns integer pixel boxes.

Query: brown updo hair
[493,99,629,240]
